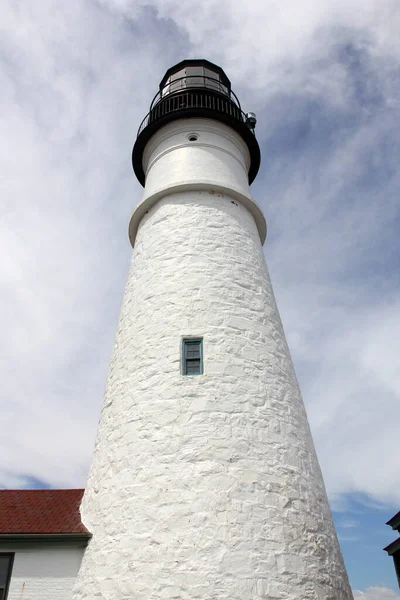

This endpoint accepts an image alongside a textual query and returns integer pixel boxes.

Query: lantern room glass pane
[186,65,205,88]
[161,65,229,98]
[162,68,186,96]
[169,68,186,93]
[204,67,228,95]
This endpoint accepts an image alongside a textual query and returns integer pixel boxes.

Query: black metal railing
[137,76,253,138]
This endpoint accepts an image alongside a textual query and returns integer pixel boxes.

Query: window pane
[204,67,219,80]
[186,347,200,358]
[186,66,204,88]
[186,342,200,349]
[187,359,200,368]
[170,68,186,81]
[0,556,11,584]
[186,66,204,76]
[168,68,186,93]
[186,360,200,374]
[204,67,222,93]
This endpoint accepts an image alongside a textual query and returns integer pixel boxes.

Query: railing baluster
[137,84,253,138]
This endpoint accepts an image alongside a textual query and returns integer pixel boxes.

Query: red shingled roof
[0,489,89,535]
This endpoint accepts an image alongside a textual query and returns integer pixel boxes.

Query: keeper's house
[0,490,90,600]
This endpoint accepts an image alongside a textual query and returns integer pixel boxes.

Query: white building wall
[129,120,266,246]
[3,546,84,600]
[73,119,353,599]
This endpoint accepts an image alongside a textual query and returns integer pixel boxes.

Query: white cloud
[1,0,399,520]
[353,588,400,600]
[101,0,400,108]
[338,517,359,529]
[0,0,170,487]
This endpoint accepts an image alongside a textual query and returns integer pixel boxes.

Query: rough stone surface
[4,546,84,600]
[73,120,353,599]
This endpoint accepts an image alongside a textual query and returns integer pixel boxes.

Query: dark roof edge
[0,533,91,548]
[386,511,400,531]
[384,537,400,555]
[0,489,84,492]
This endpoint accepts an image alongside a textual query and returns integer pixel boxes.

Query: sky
[1,0,400,596]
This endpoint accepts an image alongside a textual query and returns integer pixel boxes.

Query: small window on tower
[182,338,203,376]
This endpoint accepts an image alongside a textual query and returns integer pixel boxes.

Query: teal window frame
[182,338,203,376]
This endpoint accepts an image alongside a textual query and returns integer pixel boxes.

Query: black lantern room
[132,59,260,186]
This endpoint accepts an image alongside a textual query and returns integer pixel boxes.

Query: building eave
[0,533,91,548]
[386,511,400,532]
[384,537,400,556]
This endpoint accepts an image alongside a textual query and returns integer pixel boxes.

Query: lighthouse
[73,60,353,599]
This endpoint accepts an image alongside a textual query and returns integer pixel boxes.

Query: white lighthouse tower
[73,60,353,600]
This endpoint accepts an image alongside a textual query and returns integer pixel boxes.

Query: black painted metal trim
[132,107,260,187]
[0,534,91,548]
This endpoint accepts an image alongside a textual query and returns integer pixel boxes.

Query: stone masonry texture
[73,187,353,599]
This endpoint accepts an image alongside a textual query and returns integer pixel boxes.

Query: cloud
[353,588,400,600]
[101,0,400,108]
[0,0,172,487]
[341,518,359,528]
[1,0,399,522]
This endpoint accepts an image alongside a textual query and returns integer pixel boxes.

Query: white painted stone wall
[129,119,266,246]
[73,119,353,599]
[3,546,84,600]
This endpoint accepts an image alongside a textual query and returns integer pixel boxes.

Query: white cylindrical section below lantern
[129,118,266,246]
[74,179,352,598]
